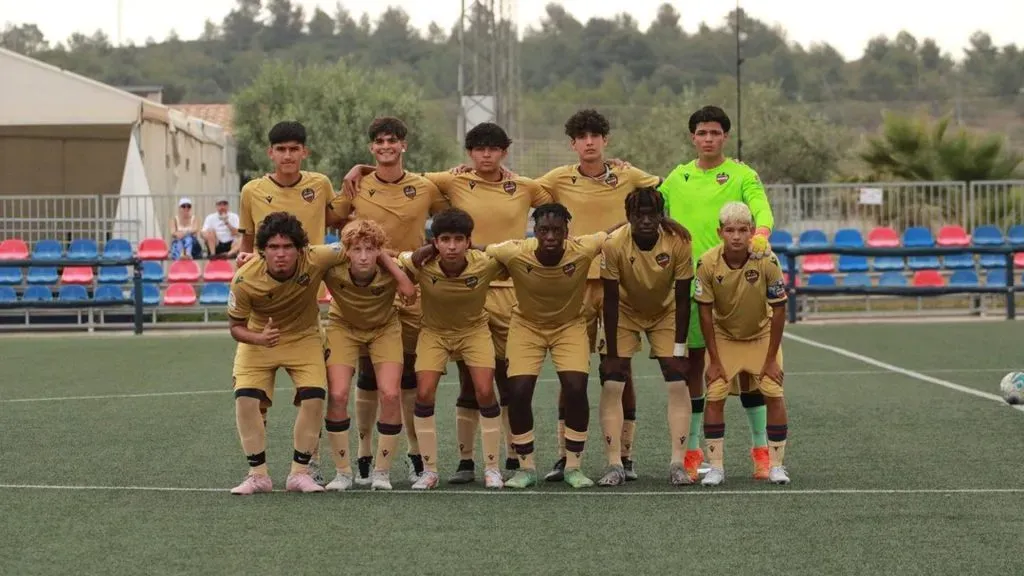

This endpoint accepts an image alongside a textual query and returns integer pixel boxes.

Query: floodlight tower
[457,0,521,166]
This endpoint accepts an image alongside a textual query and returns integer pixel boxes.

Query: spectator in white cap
[202,197,241,259]
[170,197,200,260]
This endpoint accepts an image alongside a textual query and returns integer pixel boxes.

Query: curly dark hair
[564,109,610,139]
[431,208,475,238]
[688,106,732,134]
[268,121,307,145]
[368,116,408,141]
[255,212,310,251]
[532,203,572,227]
[464,122,512,150]
[625,187,691,240]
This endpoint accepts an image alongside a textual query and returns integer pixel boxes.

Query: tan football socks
[599,379,626,467]
[355,388,377,459]
[413,404,439,473]
[290,394,325,475]
[511,430,536,470]
[325,418,352,474]
[479,404,501,471]
[456,404,480,461]
[401,388,420,454]
[374,421,402,473]
[666,380,692,465]
[564,427,589,471]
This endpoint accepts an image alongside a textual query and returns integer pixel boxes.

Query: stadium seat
[843,273,872,287]
[833,228,864,248]
[798,229,829,248]
[942,253,974,270]
[936,225,970,247]
[102,239,134,260]
[1016,252,1024,268]
[0,267,22,285]
[776,253,791,273]
[948,270,979,287]
[769,230,793,250]
[58,285,89,301]
[866,227,900,248]
[872,256,905,271]
[0,286,16,302]
[0,238,29,260]
[94,285,126,302]
[163,283,197,306]
[142,284,161,306]
[199,282,230,305]
[22,285,52,301]
[801,254,835,273]
[67,238,99,261]
[980,253,1008,269]
[807,273,836,286]
[61,266,95,285]
[27,267,58,284]
[912,270,945,287]
[138,238,169,260]
[838,255,869,273]
[879,272,908,287]
[783,273,798,287]
[31,239,63,261]
[141,261,165,283]
[98,266,130,284]
[325,232,340,245]
[1008,225,1024,247]
[971,225,1004,246]
[168,260,201,282]
[203,260,234,282]
[985,269,1008,287]
[902,227,934,248]
[908,255,941,270]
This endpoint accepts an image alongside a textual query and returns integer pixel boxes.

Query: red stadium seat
[203,260,235,282]
[1015,252,1024,268]
[138,238,169,260]
[168,260,201,282]
[0,239,29,260]
[61,266,95,285]
[867,227,900,248]
[936,225,970,247]
[912,270,945,287]
[163,283,197,306]
[801,254,835,273]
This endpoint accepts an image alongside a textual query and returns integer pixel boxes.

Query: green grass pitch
[2,321,1023,575]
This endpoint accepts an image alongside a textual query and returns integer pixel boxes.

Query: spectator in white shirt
[202,198,241,259]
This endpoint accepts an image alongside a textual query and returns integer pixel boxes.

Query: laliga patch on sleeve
[694,279,704,297]
[767,279,785,299]
[227,291,237,312]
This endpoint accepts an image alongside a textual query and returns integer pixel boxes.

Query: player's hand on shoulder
[342,165,371,199]
[397,279,417,306]
[410,243,439,268]
[449,163,472,175]
[260,317,280,348]
[606,158,632,170]
[500,166,519,179]
[236,252,256,267]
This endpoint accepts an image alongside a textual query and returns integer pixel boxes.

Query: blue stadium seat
[67,238,99,261]
[22,285,52,301]
[980,254,1008,269]
[142,284,161,306]
[199,282,230,305]
[798,229,829,248]
[98,266,130,284]
[903,227,935,247]
[27,267,58,284]
[879,272,908,287]
[0,286,16,302]
[833,228,864,248]
[1009,225,1024,247]
[325,233,339,245]
[141,261,165,283]
[94,285,125,302]
[948,270,979,287]
[0,267,22,285]
[872,256,905,271]
[776,253,791,272]
[843,273,872,287]
[942,253,974,270]
[971,225,1004,246]
[985,269,1008,287]
[838,255,869,272]
[807,273,836,286]
[58,285,89,301]
[908,255,941,270]
[31,239,62,261]
[769,230,793,250]
[102,239,133,260]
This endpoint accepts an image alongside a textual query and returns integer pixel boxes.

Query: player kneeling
[597,187,695,486]
[695,202,790,486]
[322,220,417,492]
[402,208,508,489]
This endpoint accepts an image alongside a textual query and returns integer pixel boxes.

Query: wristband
[674,342,688,357]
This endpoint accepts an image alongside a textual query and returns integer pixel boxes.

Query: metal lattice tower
[457,0,521,167]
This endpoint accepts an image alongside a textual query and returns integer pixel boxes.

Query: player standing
[694,202,790,486]
[658,106,776,482]
[598,188,694,486]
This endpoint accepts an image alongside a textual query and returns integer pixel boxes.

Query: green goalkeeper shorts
[687,300,704,350]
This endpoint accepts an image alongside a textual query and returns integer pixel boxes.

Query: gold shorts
[415,323,495,372]
[506,315,590,377]
[396,291,421,356]
[233,331,327,406]
[484,285,516,359]
[705,335,785,401]
[598,309,675,358]
[583,279,604,352]
[327,315,404,368]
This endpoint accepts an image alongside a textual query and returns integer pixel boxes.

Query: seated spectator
[170,197,201,260]
[202,198,241,259]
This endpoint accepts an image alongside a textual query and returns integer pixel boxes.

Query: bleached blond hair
[719,201,754,227]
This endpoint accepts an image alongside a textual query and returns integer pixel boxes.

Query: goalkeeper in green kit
[657,105,776,482]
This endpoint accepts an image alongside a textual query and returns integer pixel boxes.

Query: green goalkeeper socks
[745,404,768,448]
[686,396,704,451]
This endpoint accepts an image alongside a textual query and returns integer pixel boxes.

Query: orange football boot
[684,449,704,482]
[751,446,770,480]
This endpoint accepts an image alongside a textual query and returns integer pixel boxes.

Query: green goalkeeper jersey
[657,158,774,263]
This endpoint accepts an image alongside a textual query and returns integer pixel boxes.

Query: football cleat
[408,454,424,483]
[621,457,638,481]
[597,465,626,487]
[751,447,770,480]
[325,472,354,492]
[286,473,326,493]
[484,468,504,489]
[701,467,725,487]
[543,457,567,482]
[411,471,440,490]
[504,469,538,489]
[768,466,790,485]
[448,459,476,484]
[230,474,272,495]
[370,470,393,491]
[669,462,692,486]
[563,469,595,489]
[683,450,703,482]
[355,456,373,486]
[307,458,326,486]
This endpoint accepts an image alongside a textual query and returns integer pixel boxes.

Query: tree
[0,23,49,54]
[232,59,458,180]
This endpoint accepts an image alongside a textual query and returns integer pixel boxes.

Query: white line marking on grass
[1,389,228,403]
[785,333,1024,412]
[1,483,1023,496]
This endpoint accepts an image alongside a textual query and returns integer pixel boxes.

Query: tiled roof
[170,104,234,135]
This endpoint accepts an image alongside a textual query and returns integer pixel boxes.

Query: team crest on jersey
[296,273,311,287]
[605,173,619,187]
[403,185,417,199]
[563,262,577,277]
[655,252,671,268]
[716,172,730,185]
[744,269,760,284]
[301,188,316,203]
[502,181,517,194]
[370,286,387,296]
[465,276,479,288]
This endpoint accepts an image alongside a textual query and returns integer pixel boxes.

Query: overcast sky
[1,0,1019,61]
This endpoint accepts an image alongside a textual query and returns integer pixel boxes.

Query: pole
[132,258,143,335]
[457,0,466,145]
[735,0,743,161]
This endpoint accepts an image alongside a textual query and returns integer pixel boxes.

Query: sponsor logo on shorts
[744,269,760,284]
[563,262,577,276]
[465,276,479,288]
[502,181,517,194]
[403,185,417,199]
[655,252,671,268]
[296,273,311,287]
[301,188,316,203]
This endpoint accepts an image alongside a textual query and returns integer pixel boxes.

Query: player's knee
[561,377,588,398]
[739,390,766,408]
[328,386,350,411]
[758,376,784,399]
[356,369,378,391]
[706,378,730,402]
[378,387,401,408]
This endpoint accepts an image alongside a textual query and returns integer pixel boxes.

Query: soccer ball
[999,372,1024,405]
